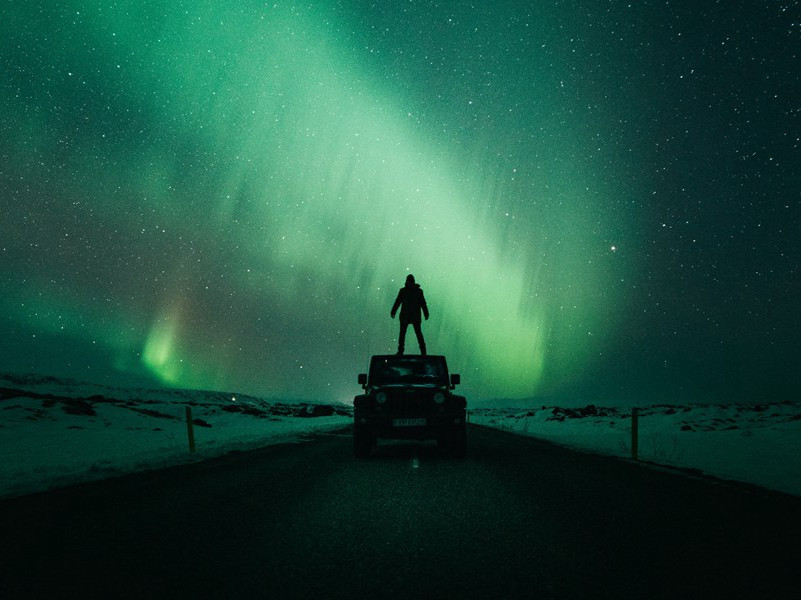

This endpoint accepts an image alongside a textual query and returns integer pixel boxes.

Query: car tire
[354,427,372,458]
[449,427,466,458]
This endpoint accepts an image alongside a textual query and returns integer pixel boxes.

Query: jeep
[353,354,467,457]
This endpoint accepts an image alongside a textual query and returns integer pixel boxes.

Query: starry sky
[1,1,799,405]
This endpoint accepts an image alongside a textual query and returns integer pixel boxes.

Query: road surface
[1,425,799,599]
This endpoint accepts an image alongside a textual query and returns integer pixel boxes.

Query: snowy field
[0,374,351,499]
[3,372,801,500]
[471,402,801,497]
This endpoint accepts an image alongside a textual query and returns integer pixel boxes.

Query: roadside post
[186,406,196,453]
[631,407,639,460]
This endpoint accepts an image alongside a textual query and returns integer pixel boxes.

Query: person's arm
[391,289,402,318]
[421,289,429,320]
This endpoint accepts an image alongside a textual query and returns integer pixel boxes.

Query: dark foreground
[1,426,799,599]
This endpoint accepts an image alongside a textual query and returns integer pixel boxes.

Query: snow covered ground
[0,374,351,499]
[3,372,800,500]
[471,402,801,497]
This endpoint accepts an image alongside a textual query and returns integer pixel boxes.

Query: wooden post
[631,407,639,461]
[186,406,196,453]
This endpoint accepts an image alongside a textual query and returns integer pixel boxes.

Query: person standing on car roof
[391,274,429,355]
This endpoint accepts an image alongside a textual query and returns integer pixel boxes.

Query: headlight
[376,391,387,404]
[433,392,445,404]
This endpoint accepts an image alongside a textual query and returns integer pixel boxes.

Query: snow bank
[4,372,799,500]
[471,403,801,496]
[0,374,351,499]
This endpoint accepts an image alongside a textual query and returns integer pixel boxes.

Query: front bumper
[354,411,465,439]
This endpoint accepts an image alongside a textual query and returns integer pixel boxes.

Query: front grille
[387,393,431,415]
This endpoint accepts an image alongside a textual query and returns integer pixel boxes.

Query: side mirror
[358,373,367,388]
[450,373,460,387]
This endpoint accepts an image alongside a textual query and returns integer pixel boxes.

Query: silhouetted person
[391,274,429,355]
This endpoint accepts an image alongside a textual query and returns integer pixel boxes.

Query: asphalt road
[1,425,799,599]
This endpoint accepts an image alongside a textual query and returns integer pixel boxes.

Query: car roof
[371,354,445,360]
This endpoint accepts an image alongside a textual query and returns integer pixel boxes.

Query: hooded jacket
[391,282,429,324]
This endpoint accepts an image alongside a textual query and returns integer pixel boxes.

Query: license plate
[393,418,426,427]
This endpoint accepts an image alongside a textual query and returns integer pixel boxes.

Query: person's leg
[412,321,426,355]
[398,321,409,354]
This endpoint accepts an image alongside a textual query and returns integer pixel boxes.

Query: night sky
[1,1,799,405]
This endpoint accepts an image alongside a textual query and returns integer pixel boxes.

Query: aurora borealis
[1,1,799,404]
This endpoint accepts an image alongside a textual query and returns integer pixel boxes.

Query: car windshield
[369,357,448,386]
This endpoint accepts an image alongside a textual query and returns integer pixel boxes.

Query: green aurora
[2,1,798,404]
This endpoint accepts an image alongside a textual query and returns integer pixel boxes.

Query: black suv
[353,354,467,457]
